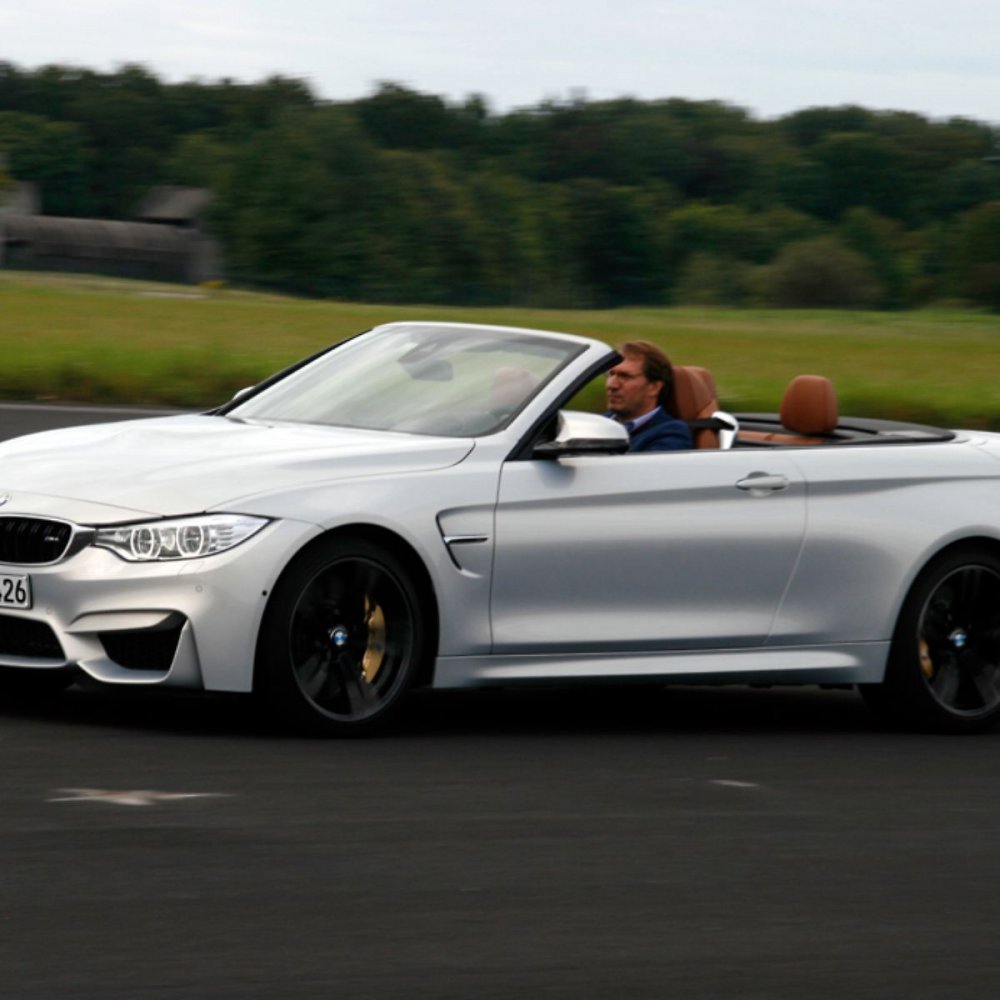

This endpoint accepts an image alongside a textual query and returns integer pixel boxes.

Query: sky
[1,0,998,124]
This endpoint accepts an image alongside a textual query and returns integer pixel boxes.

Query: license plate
[0,574,32,609]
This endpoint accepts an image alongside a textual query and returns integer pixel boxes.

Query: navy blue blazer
[619,407,693,453]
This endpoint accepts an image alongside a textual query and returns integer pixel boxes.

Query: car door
[490,446,807,654]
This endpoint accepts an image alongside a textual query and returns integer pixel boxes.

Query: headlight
[94,514,269,562]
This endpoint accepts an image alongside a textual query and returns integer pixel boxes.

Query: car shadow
[0,679,881,739]
[401,684,880,737]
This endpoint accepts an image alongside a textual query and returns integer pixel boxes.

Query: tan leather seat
[671,366,720,449]
[741,374,838,445]
[689,366,718,401]
[780,374,838,437]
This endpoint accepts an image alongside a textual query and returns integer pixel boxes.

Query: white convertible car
[2,321,999,734]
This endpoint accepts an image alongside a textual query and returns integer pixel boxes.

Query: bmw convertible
[2,321,1000,734]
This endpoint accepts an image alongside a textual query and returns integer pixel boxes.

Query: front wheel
[861,547,1000,733]
[255,537,427,735]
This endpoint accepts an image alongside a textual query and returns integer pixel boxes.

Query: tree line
[1,62,998,309]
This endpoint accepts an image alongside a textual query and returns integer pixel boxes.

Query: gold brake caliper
[918,638,934,679]
[360,597,387,682]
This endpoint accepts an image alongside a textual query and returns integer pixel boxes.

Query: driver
[605,341,692,452]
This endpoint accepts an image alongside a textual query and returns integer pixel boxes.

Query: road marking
[710,780,759,789]
[48,788,228,807]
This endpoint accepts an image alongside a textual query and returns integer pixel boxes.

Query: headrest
[780,375,838,436]
[688,366,717,401]
[672,366,716,421]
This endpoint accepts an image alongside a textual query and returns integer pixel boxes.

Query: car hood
[0,414,475,522]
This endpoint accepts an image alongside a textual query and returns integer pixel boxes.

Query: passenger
[605,340,692,452]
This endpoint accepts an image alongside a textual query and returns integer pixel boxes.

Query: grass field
[2,270,999,427]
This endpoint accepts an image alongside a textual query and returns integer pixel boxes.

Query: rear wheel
[255,536,426,735]
[862,547,1000,733]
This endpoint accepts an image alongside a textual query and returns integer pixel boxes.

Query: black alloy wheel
[256,537,426,735]
[862,547,1000,733]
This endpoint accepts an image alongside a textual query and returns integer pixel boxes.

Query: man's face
[605,353,662,421]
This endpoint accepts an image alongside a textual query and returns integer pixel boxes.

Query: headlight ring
[94,514,270,562]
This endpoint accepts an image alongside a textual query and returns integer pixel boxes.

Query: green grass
[2,270,1000,427]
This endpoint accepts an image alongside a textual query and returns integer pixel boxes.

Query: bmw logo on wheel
[949,628,969,649]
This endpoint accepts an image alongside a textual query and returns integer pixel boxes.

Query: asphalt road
[0,401,181,442]
[2,405,1000,1000]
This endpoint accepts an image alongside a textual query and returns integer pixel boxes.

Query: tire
[861,546,1000,733]
[255,536,427,735]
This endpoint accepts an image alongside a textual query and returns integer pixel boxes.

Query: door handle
[735,473,790,494]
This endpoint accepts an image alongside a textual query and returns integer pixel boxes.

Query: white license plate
[0,574,32,609]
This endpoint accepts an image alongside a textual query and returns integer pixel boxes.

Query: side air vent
[99,616,186,672]
[0,517,73,565]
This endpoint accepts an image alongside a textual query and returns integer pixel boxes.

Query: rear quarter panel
[770,438,1000,646]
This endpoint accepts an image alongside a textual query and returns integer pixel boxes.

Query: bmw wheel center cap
[330,626,350,648]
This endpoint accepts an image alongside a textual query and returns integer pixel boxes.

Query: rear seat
[739,374,839,446]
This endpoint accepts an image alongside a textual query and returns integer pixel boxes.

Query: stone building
[0,174,222,284]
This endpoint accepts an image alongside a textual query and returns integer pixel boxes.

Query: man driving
[605,340,692,452]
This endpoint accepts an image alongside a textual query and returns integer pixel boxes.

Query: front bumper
[0,518,319,692]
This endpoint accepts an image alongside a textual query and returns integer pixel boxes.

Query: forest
[0,62,998,309]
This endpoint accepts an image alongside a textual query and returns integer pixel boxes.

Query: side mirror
[533,411,629,458]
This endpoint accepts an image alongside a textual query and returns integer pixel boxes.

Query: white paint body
[2,321,1000,698]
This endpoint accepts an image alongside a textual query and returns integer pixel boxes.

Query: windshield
[228,324,584,436]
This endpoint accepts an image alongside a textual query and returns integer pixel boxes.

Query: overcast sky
[1,0,997,123]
